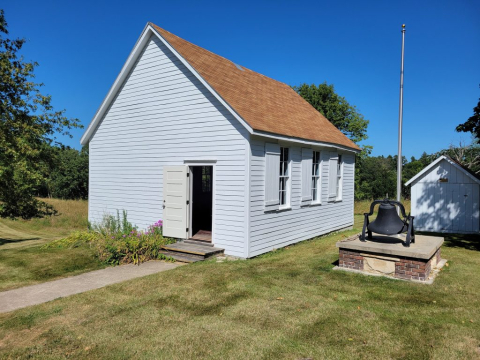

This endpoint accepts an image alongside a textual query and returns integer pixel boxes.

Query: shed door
[451,184,479,233]
[163,166,189,239]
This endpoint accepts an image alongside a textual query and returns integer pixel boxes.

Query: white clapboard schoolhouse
[80,23,360,258]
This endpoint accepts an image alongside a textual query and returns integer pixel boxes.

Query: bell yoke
[361,199,415,247]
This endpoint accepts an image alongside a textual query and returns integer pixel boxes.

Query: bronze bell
[361,199,415,247]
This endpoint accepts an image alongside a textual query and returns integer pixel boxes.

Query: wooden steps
[160,242,224,263]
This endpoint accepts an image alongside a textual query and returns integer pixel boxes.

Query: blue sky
[3,0,479,159]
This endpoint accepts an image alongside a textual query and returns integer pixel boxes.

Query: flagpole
[397,24,406,207]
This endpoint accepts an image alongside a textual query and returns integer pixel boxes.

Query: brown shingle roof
[152,24,360,151]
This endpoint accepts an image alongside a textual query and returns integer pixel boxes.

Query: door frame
[184,160,216,244]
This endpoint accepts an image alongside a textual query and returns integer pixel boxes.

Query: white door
[163,166,189,239]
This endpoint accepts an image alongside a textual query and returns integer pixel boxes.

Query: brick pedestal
[336,234,444,283]
[339,249,364,270]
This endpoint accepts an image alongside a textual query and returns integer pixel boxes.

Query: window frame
[311,151,322,204]
[279,146,291,209]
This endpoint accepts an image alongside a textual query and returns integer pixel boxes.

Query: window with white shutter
[301,148,313,203]
[264,143,280,210]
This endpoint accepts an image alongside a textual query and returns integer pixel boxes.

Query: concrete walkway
[0,261,182,313]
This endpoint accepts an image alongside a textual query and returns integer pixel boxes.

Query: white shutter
[301,148,313,203]
[328,152,338,201]
[163,166,189,239]
[265,143,280,210]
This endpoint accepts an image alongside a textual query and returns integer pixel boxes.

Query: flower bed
[43,213,176,265]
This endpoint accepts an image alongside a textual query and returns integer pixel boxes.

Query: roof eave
[252,130,361,153]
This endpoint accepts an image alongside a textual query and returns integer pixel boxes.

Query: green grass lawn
[0,209,479,359]
[0,199,105,291]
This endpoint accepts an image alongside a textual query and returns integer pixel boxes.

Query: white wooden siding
[248,137,355,257]
[410,158,480,233]
[88,35,249,257]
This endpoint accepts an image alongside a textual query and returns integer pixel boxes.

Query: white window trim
[279,147,291,210]
[312,150,322,205]
[336,155,343,202]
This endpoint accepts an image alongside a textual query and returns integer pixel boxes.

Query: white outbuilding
[80,23,360,258]
[406,155,480,234]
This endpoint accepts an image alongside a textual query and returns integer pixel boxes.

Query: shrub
[43,214,174,265]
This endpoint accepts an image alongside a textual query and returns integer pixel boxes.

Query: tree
[293,82,369,143]
[39,146,89,200]
[354,144,372,200]
[436,142,480,175]
[456,98,480,140]
[355,156,397,200]
[0,10,82,219]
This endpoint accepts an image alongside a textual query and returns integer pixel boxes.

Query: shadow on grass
[0,237,41,246]
[417,231,480,251]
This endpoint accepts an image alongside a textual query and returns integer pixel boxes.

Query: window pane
[279,147,289,206]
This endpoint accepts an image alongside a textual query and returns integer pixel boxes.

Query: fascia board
[252,130,361,153]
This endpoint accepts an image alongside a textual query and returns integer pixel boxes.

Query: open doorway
[190,166,213,242]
